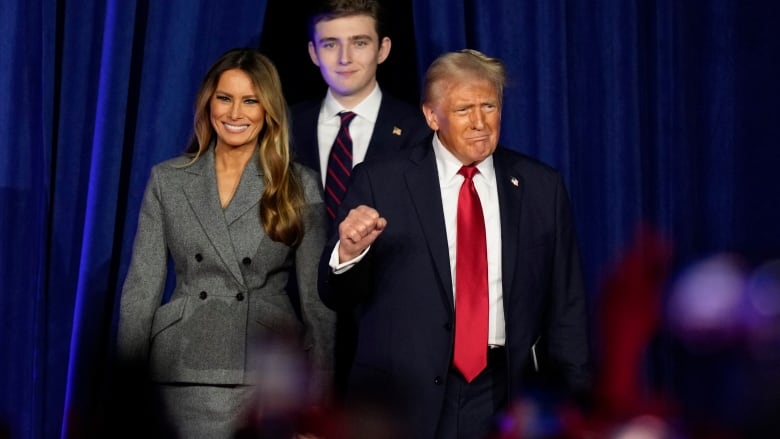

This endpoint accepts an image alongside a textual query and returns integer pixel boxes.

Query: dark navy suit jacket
[319,138,591,438]
[291,92,431,400]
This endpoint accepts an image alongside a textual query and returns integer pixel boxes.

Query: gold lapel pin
[392,126,402,136]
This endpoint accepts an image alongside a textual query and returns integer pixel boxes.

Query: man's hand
[338,205,387,262]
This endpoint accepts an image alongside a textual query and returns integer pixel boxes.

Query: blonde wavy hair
[187,48,304,246]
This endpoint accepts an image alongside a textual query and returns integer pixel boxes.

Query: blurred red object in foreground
[596,225,673,418]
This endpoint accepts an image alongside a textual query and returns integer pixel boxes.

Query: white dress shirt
[330,134,506,346]
[432,135,505,346]
[316,84,383,187]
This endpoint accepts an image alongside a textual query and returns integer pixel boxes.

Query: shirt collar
[323,83,383,123]
[432,134,495,187]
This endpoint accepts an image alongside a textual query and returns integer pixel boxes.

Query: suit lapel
[223,153,263,226]
[183,149,245,286]
[404,145,454,308]
[366,96,407,161]
[493,148,525,300]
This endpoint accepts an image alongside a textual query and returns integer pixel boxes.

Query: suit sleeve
[546,174,592,394]
[116,168,169,363]
[295,168,336,395]
[317,163,375,311]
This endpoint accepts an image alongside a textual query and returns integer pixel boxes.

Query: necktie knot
[339,111,356,127]
[458,165,479,180]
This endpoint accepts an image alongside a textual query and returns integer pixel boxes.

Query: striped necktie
[324,111,357,219]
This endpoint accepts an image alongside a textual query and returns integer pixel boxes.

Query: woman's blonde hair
[188,48,304,246]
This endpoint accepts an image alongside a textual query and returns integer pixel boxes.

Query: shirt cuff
[329,241,370,274]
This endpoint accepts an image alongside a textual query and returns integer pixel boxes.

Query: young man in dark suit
[320,49,592,438]
[291,0,430,216]
[290,0,430,401]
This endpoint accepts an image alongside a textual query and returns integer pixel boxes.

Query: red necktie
[324,111,357,219]
[453,165,489,382]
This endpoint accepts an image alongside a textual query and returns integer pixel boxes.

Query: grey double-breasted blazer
[117,147,335,389]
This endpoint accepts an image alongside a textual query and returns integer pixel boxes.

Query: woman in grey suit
[117,49,335,438]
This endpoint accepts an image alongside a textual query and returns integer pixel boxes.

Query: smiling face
[422,77,501,165]
[308,14,390,107]
[209,68,266,151]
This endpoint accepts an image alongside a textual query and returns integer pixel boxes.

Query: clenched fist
[338,205,387,262]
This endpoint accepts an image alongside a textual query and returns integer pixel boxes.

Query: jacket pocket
[151,297,188,339]
[254,303,304,338]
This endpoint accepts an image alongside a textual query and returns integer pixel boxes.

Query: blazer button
[195,253,203,262]
[236,292,245,301]
[433,376,443,385]
[443,322,453,331]
[242,257,251,266]
[199,291,208,300]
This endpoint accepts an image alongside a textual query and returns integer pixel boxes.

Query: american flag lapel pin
[392,126,402,136]
[510,177,519,187]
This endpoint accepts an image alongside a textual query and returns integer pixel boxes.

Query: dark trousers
[436,347,508,439]
[333,309,358,400]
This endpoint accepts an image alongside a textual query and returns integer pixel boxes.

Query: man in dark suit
[319,49,591,438]
[291,0,430,399]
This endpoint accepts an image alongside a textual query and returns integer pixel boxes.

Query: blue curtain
[413,0,780,290]
[2,0,779,437]
[1,1,268,437]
